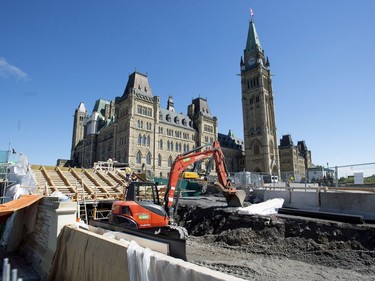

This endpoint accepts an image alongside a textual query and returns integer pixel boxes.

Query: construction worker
[125,164,131,181]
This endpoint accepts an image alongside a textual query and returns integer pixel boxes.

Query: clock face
[248,57,256,66]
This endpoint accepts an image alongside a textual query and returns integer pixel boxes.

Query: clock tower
[240,20,280,176]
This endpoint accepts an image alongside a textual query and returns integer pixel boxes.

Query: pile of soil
[177,198,375,280]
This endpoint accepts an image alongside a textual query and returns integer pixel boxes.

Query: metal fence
[332,162,375,188]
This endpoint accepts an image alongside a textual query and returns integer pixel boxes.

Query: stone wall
[22,197,76,280]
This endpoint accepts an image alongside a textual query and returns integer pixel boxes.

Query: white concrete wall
[254,188,375,220]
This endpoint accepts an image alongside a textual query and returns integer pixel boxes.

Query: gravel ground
[178,197,375,281]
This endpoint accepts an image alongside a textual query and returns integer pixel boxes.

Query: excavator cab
[110,182,169,229]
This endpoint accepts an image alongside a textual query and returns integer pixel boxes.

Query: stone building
[240,20,280,176]
[71,71,217,177]
[278,134,312,182]
[218,130,245,173]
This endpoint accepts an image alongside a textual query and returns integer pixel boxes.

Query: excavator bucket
[214,181,246,207]
[224,189,246,207]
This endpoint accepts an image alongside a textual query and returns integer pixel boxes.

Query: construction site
[0,147,375,281]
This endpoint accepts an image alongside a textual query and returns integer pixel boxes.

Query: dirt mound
[177,201,375,280]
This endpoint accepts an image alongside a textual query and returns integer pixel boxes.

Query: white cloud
[0,57,28,80]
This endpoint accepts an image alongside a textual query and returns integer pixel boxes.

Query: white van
[271,176,279,183]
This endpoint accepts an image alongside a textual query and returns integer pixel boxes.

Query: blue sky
[1,0,374,168]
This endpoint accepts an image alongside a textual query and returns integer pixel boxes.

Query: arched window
[142,134,146,146]
[170,141,174,151]
[136,151,142,164]
[168,156,173,167]
[138,134,142,145]
[254,144,260,155]
[147,135,150,147]
[146,152,152,165]
[159,139,163,150]
[167,140,170,151]
[158,154,162,167]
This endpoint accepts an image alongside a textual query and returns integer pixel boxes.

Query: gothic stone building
[71,71,217,177]
[278,134,312,182]
[218,130,245,173]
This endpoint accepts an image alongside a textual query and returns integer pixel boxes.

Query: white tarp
[238,198,284,216]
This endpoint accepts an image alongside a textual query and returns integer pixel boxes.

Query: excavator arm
[164,141,246,212]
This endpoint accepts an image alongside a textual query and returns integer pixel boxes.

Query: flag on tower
[250,8,254,17]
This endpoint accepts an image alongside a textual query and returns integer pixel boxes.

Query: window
[138,134,142,145]
[147,135,150,147]
[142,134,146,146]
[137,105,152,117]
[136,151,142,164]
[168,156,173,167]
[204,125,213,133]
[146,152,152,165]
[159,139,163,150]
[254,144,260,155]
[158,154,162,166]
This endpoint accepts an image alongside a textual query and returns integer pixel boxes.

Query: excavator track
[166,225,189,240]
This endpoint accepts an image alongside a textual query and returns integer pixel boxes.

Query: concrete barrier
[253,188,375,220]
[320,192,375,220]
[48,225,246,281]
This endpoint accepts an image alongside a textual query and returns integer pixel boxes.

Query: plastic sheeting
[126,240,246,281]
[4,154,37,199]
[0,196,40,251]
[238,198,284,216]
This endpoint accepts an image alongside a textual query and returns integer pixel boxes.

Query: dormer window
[138,85,141,90]
[174,116,179,125]
[145,86,148,92]
[166,114,171,122]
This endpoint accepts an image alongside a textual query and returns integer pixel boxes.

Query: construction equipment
[109,141,245,238]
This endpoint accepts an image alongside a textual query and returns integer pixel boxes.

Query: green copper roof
[245,20,262,52]
[93,99,111,118]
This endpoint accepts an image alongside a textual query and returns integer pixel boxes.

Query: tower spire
[245,20,262,53]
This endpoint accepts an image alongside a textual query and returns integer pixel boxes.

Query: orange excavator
[109,141,246,240]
